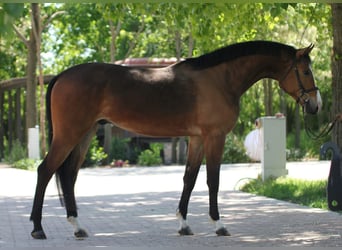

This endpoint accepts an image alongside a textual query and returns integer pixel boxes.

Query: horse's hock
[260,116,288,180]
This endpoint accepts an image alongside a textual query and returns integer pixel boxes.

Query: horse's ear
[305,43,314,54]
[296,44,314,59]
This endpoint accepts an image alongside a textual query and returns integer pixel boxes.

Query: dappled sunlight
[1,190,342,247]
[1,165,342,247]
[94,231,141,237]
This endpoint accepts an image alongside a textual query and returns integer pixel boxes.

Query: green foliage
[0,3,24,35]
[0,51,17,79]
[83,137,107,167]
[286,128,331,160]
[222,133,249,164]
[137,143,163,166]
[241,176,328,210]
[108,136,143,164]
[109,137,130,162]
[12,158,40,171]
[4,139,27,164]
[3,138,40,171]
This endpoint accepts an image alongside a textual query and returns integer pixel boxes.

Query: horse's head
[280,44,322,114]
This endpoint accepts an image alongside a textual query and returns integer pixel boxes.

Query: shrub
[4,139,27,164]
[12,158,41,171]
[83,137,107,167]
[137,143,163,166]
[286,129,330,160]
[109,137,129,160]
[222,133,249,163]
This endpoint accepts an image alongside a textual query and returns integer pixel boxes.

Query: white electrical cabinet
[260,116,288,180]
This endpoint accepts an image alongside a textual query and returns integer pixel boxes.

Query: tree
[13,4,39,139]
[12,3,64,155]
[331,4,342,148]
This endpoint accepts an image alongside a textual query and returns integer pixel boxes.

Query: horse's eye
[303,70,311,76]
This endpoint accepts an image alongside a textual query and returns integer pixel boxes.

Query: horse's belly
[107,109,237,137]
[109,116,200,137]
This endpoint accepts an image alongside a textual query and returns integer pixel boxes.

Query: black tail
[46,76,76,207]
[45,76,64,206]
[46,75,58,145]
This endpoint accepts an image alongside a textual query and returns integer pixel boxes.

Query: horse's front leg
[204,133,230,236]
[177,136,204,235]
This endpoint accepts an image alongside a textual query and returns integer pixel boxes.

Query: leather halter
[280,60,319,105]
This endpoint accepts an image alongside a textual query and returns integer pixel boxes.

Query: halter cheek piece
[280,60,319,105]
[294,66,319,104]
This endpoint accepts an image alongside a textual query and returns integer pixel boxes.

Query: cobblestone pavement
[0,162,341,247]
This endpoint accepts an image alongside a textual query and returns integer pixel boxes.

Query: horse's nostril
[304,101,319,114]
[310,105,319,114]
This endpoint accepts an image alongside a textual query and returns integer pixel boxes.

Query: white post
[260,116,287,181]
[28,125,40,159]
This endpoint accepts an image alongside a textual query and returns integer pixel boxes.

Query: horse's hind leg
[30,142,74,239]
[177,136,204,235]
[57,126,97,238]
[56,151,87,238]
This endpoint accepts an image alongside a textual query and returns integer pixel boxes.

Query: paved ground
[0,161,341,247]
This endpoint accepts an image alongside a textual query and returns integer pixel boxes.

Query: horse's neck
[225,55,291,96]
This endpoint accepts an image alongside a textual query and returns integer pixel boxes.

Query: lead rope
[304,114,339,140]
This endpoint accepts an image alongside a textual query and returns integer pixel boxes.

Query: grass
[240,176,329,210]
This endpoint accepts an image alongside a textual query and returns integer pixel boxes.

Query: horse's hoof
[178,226,194,236]
[31,230,47,239]
[216,227,231,236]
[74,229,88,239]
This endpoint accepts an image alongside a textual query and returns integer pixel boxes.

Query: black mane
[182,41,297,70]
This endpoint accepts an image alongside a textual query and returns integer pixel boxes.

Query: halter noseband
[280,60,319,105]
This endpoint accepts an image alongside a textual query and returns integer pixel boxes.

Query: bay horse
[30,41,322,239]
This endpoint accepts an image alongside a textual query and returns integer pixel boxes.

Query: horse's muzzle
[303,90,322,115]
[304,98,320,114]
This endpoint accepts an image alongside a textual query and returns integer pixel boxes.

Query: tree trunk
[32,4,47,157]
[102,19,122,162]
[174,29,187,164]
[279,89,287,116]
[331,4,342,147]
[295,104,301,148]
[0,90,4,159]
[188,23,194,58]
[175,30,181,60]
[109,19,121,63]
[26,32,37,133]
[263,79,273,116]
